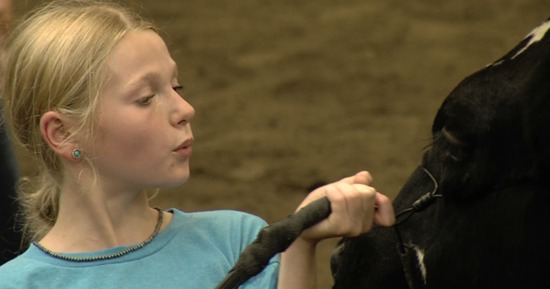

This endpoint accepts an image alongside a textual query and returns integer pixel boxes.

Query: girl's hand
[296,171,395,244]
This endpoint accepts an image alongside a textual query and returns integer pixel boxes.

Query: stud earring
[71,149,82,159]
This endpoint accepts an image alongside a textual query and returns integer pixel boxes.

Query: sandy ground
[13,0,550,287]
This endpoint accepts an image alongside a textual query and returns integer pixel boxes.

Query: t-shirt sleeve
[231,212,280,289]
[187,209,281,289]
[240,256,279,289]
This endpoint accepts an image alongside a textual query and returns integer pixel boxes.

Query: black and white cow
[331,18,550,289]
[216,18,550,289]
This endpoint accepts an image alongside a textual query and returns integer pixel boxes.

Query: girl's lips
[173,138,193,158]
[174,145,192,158]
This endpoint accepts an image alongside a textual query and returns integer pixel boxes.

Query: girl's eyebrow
[123,61,179,92]
[126,72,156,88]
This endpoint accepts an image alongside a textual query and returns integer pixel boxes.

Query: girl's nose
[171,89,195,126]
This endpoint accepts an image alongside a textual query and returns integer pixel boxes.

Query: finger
[295,186,329,212]
[373,193,395,227]
[339,171,373,186]
[350,184,379,233]
[332,183,376,236]
[296,173,372,213]
[325,184,361,236]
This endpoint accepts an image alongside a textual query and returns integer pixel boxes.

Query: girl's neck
[38,182,169,253]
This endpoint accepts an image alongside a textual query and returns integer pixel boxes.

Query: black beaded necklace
[34,207,164,262]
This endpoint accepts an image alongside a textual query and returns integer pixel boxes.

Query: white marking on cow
[413,245,427,284]
[491,59,504,66]
[512,20,550,59]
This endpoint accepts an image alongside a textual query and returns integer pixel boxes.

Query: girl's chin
[148,169,190,189]
[163,175,190,188]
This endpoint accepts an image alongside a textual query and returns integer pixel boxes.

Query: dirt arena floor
[12,0,550,287]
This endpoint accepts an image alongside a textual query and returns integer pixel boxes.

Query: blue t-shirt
[0,209,279,289]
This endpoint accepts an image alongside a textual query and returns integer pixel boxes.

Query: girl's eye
[137,95,155,106]
[173,85,184,95]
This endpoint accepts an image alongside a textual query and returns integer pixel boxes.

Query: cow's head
[331,18,550,289]
[427,19,550,200]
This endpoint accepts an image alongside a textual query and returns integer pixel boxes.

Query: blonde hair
[1,0,154,243]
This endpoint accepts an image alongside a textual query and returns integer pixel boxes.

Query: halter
[393,166,443,289]
[215,166,444,289]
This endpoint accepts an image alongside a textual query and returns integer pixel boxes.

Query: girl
[0,1,394,288]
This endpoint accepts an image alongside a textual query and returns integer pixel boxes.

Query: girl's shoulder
[168,208,268,246]
[0,249,44,288]
[171,208,267,228]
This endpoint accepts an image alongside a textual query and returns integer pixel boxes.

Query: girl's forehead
[102,30,177,86]
[107,30,167,65]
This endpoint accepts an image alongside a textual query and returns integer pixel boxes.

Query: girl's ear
[40,111,78,161]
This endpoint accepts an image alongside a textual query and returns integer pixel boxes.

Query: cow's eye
[442,127,468,147]
[438,126,472,162]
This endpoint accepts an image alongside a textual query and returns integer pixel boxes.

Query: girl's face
[87,30,195,191]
